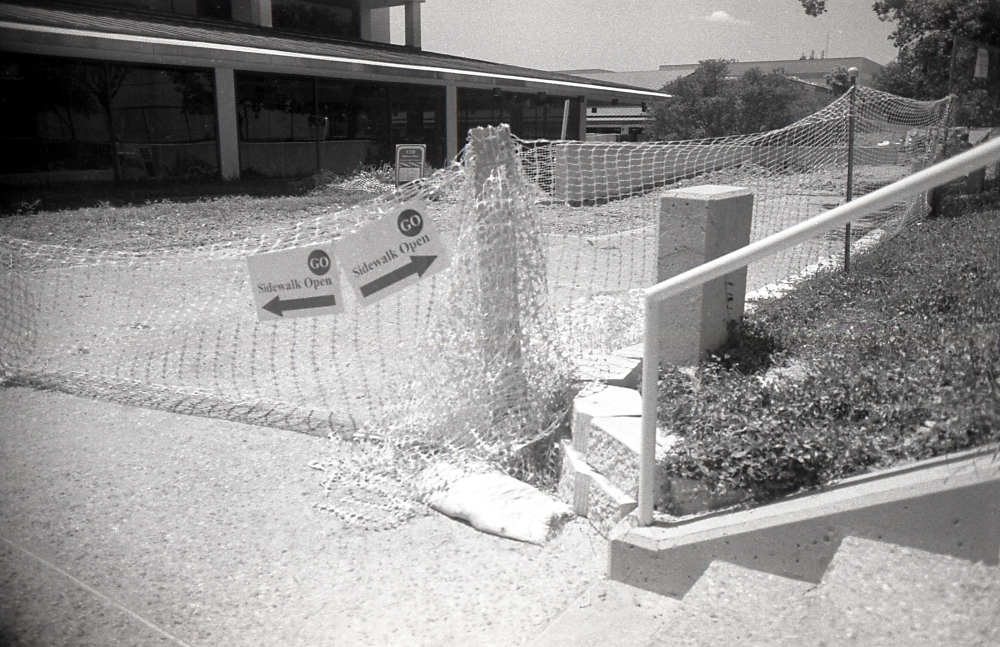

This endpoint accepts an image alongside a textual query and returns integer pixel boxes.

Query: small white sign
[246,244,344,321]
[335,201,449,306]
[395,144,426,185]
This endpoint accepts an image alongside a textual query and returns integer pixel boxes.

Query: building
[0,0,665,183]
[566,57,876,141]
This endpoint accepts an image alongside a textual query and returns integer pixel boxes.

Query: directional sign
[336,201,449,306]
[246,244,344,321]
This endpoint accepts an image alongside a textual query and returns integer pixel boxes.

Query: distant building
[563,57,878,141]
[0,0,664,183]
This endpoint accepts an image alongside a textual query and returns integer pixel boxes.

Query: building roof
[0,1,667,101]
[561,69,688,91]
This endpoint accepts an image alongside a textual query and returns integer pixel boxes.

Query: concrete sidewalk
[2,386,998,647]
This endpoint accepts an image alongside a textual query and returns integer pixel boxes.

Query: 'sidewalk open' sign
[246,202,448,321]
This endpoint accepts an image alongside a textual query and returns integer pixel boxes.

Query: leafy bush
[657,192,1000,507]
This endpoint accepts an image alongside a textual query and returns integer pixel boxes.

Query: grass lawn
[656,189,1000,509]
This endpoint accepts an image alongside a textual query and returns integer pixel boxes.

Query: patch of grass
[657,189,1000,507]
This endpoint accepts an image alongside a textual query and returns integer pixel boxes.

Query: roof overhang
[0,8,667,102]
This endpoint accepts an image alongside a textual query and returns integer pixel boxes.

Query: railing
[637,136,1000,526]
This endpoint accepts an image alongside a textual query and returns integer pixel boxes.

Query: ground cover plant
[656,189,1000,511]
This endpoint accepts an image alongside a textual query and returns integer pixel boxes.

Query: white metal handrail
[638,136,1000,525]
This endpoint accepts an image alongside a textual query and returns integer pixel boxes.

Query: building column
[578,96,588,141]
[405,1,421,49]
[214,67,240,180]
[360,4,390,43]
[232,0,272,27]
[446,85,459,162]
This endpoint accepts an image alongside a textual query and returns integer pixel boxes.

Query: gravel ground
[0,386,606,647]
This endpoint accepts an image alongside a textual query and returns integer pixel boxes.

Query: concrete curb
[610,444,1000,599]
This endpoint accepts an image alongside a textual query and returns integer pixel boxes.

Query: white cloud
[706,10,737,23]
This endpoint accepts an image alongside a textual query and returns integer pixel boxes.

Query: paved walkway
[3,386,998,647]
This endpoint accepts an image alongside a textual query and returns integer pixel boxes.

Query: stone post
[656,185,753,366]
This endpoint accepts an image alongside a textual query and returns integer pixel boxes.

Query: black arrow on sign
[360,255,437,298]
[262,294,337,317]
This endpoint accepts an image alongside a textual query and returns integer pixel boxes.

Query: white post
[405,1,422,49]
[214,67,240,180]
[638,297,660,526]
[446,85,459,162]
[656,185,753,365]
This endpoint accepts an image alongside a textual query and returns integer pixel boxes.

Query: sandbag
[417,463,573,545]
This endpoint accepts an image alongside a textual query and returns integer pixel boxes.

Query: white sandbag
[417,463,574,545]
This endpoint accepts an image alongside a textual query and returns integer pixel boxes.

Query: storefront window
[236,71,445,177]
[63,0,233,20]
[0,53,218,179]
[458,88,580,141]
[272,0,359,39]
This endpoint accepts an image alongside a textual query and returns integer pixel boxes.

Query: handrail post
[638,295,660,526]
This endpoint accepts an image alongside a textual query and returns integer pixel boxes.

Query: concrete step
[609,444,1000,599]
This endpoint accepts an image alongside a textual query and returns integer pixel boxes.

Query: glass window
[272,0,359,39]
[62,0,233,20]
[0,53,219,178]
[236,72,317,142]
[458,88,580,142]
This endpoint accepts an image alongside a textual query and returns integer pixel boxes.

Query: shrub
[657,195,1000,509]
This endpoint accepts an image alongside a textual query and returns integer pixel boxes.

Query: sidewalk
[2,386,998,647]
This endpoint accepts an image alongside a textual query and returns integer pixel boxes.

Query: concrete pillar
[360,6,391,43]
[445,85,459,162]
[404,1,421,49]
[214,67,240,180]
[656,185,753,366]
[578,96,587,141]
[232,0,271,27]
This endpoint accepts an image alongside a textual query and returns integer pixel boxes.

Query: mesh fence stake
[844,69,858,273]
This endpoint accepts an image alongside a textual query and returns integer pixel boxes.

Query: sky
[390,0,900,71]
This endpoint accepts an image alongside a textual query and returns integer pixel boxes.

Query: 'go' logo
[397,209,424,237]
[307,249,331,276]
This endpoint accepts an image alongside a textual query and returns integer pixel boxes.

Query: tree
[825,66,852,96]
[650,60,834,141]
[799,0,827,17]
[799,0,1000,125]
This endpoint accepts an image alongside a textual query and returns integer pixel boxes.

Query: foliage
[872,0,1000,51]
[650,60,834,140]
[798,0,827,17]
[825,66,853,96]
[657,192,1000,505]
[798,0,1000,126]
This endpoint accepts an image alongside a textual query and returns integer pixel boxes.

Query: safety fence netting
[0,88,955,528]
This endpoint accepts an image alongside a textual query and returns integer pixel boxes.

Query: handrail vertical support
[638,296,660,526]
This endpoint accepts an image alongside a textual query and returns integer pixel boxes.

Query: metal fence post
[844,67,858,273]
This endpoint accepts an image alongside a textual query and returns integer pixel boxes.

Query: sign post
[336,201,449,306]
[395,144,426,185]
[246,244,344,320]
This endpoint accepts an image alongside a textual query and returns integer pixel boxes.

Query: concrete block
[613,343,644,360]
[573,354,642,388]
[609,445,1000,599]
[656,185,753,367]
[592,416,679,458]
[558,442,637,531]
[570,385,642,516]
